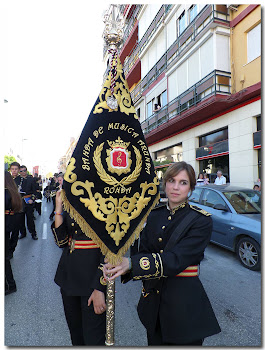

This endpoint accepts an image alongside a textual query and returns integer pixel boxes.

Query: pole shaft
[105,279,115,346]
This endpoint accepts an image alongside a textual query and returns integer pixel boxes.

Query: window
[137,108,140,119]
[156,90,167,109]
[178,11,186,36]
[154,143,183,164]
[258,149,261,180]
[162,90,167,106]
[257,116,261,131]
[156,95,161,109]
[189,5,197,23]
[247,23,261,63]
[224,191,261,214]
[147,100,154,119]
[199,128,228,147]
[189,187,203,203]
[201,189,226,208]
[199,155,229,183]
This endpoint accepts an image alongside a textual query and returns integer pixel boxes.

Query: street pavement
[4,199,261,347]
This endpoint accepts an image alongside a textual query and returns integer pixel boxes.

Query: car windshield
[223,190,261,214]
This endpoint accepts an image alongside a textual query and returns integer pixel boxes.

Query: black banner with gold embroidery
[62,54,159,264]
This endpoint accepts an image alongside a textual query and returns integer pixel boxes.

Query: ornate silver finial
[103,5,125,110]
[103,4,125,49]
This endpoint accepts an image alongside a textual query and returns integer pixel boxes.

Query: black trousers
[5,230,16,291]
[147,318,204,346]
[35,202,42,215]
[21,204,36,235]
[61,289,106,346]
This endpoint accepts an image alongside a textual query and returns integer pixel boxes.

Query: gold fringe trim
[61,189,160,265]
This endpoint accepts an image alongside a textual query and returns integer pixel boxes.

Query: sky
[2,0,112,175]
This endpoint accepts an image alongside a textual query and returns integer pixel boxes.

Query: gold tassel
[61,189,160,265]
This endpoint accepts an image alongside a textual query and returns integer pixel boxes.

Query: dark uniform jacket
[5,189,14,233]
[14,175,23,192]
[52,213,106,296]
[19,176,37,200]
[123,202,221,344]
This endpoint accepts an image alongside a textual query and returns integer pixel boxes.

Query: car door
[200,188,233,248]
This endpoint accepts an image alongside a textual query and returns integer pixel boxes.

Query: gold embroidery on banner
[93,142,142,187]
[139,257,150,270]
[64,158,77,183]
[61,189,160,265]
[93,56,138,119]
[69,177,159,246]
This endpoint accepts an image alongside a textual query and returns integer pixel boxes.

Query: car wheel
[236,237,260,271]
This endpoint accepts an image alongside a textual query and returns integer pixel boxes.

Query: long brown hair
[5,171,23,213]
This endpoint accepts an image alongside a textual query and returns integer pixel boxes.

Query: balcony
[141,70,231,135]
[122,5,142,46]
[130,4,230,104]
[196,140,229,160]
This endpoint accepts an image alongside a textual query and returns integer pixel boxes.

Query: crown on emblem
[108,136,130,149]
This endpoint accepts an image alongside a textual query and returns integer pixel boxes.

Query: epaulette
[189,204,211,216]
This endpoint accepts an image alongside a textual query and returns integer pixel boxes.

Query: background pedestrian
[214,170,226,185]
[5,171,23,295]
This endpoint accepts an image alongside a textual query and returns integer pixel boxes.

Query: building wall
[121,4,261,188]
[230,5,261,93]
[148,99,261,188]
[138,4,161,41]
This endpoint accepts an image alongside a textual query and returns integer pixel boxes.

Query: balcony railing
[196,139,229,159]
[141,70,231,135]
[130,4,230,103]
[122,5,142,46]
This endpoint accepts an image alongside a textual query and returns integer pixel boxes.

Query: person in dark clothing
[5,171,23,295]
[51,189,107,345]
[19,165,38,240]
[34,175,43,216]
[49,173,60,220]
[9,161,24,257]
[104,161,221,346]
[43,186,51,202]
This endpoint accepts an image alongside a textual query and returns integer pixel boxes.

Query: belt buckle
[69,239,76,253]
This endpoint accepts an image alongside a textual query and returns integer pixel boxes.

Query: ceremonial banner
[62,53,160,264]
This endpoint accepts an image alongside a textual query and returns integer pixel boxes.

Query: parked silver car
[189,185,261,271]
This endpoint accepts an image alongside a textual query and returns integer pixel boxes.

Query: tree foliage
[4,155,17,170]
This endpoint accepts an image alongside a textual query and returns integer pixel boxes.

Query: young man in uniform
[8,162,23,258]
[19,165,38,240]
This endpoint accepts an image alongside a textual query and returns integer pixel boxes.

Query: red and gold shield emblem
[111,148,128,169]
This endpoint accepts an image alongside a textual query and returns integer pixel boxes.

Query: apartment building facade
[113,4,261,187]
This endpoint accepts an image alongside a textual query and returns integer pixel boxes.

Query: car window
[224,190,261,214]
[189,187,203,203]
[201,189,226,208]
